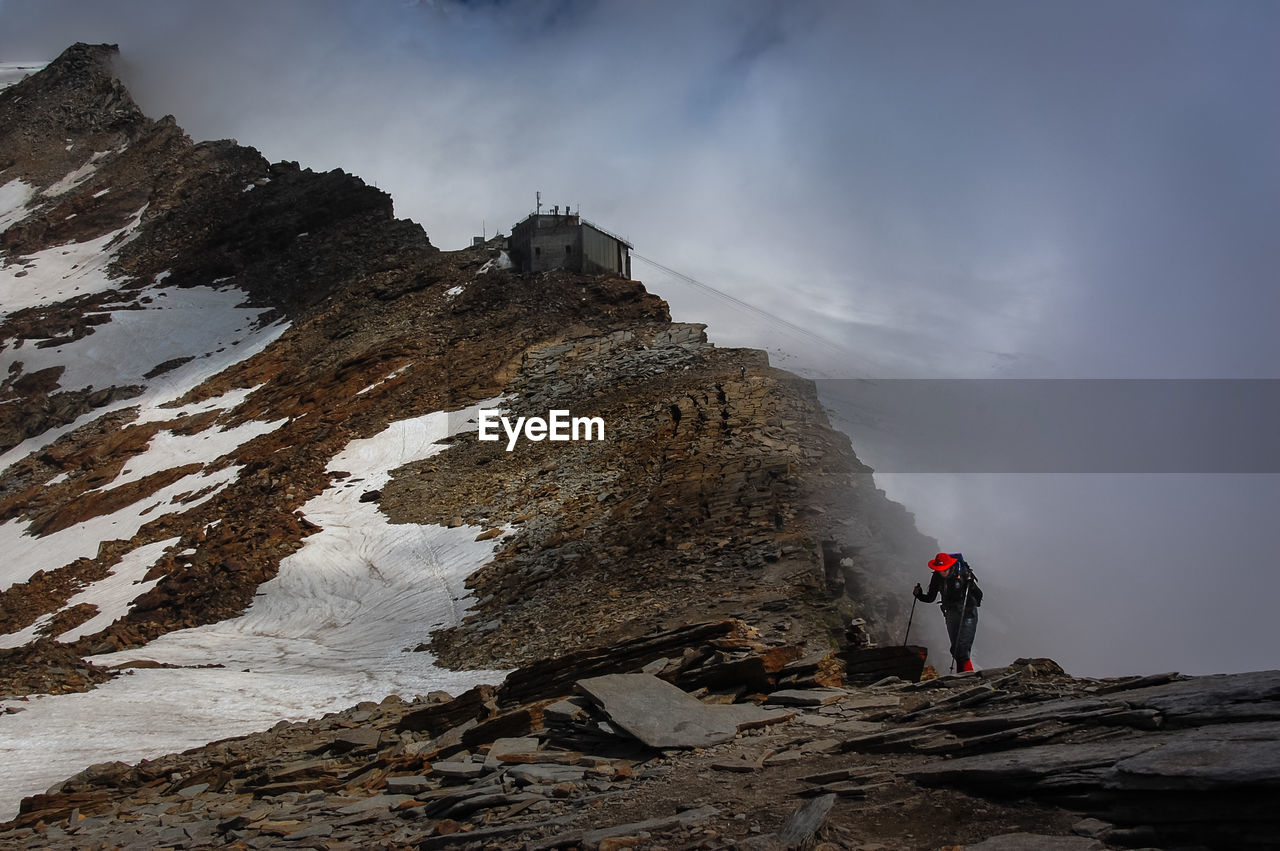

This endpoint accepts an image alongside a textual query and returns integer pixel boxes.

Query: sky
[1,0,1278,676]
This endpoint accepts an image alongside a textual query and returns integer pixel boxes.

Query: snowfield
[0,382,286,595]
[0,179,36,232]
[0,198,146,314]
[2,284,280,395]
[0,538,179,649]
[0,175,291,475]
[0,402,511,820]
[0,62,44,92]
[0,462,243,595]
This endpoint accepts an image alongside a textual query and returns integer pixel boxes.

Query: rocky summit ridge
[0,44,1276,850]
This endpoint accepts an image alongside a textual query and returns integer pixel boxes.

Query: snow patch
[356,364,412,395]
[0,464,241,593]
[0,307,287,476]
[476,251,512,275]
[0,538,178,649]
[0,613,51,650]
[0,402,510,819]
[100,415,285,494]
[135,384,262,426]
[0,178,36,231]
[445,285,464,298]
[41,150,110,197]
[0,204,147,316]
[0,384,275,596]
[3,285,278,394]
[55,538,178,643]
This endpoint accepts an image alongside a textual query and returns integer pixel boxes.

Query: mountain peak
[2,42,142,135]
[0,41,147,203]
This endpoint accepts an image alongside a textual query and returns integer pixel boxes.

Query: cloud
[4,2,1276,377]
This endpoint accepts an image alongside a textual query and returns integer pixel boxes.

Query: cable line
[630,251,848,354]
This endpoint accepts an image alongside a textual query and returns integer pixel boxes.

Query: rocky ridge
[0,40,938,813]
[0,45,934,702]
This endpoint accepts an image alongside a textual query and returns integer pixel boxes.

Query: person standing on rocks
[914,552,983,672]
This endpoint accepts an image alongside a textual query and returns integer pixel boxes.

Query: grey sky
[2,1,1277,675]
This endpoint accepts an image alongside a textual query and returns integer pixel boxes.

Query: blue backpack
[949,553,982,608]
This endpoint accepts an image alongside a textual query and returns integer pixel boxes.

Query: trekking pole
[956,571,972,671]
[902,595,917,646]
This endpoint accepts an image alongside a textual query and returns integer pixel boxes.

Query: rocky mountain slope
[4,44,1275,850]
[0,43,932,820]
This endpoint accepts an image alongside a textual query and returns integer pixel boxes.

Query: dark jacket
[916,563,982,616]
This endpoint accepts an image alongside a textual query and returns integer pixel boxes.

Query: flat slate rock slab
[432,760,486,779]
[1117,670,1280,723]
[766,688,847,707]
[908,739,1160,788]
[964,833,1108,850]
[1106,721,1280,789]
[330,728,380,752]
[717,701,797,731]
[912,721,1280,794]
[485,736,542,768]
[576,673,790,748]
[529,806,720,851]
[384,775,432,794]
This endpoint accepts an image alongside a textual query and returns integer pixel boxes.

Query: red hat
[928,552,957,572]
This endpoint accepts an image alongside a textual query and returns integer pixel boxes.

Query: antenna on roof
[536,191,542,215]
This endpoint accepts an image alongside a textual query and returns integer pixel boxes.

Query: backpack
[948,554,981,609]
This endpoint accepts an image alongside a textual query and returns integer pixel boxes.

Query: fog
[2,0,1277,675]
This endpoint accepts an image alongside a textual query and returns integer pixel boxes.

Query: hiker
[914,552,983,672]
